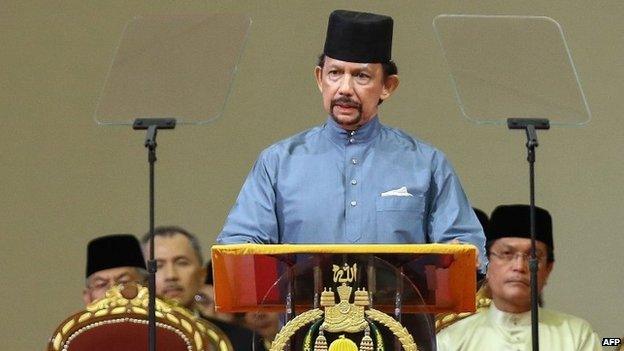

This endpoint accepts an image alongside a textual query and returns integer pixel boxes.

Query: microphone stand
[133,117,176,351]
[507,118,549,351]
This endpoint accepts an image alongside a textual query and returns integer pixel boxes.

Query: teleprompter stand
[434,14,592,351]
[133,118,176,351]
[507,117,550,351]
[92,13,251,351]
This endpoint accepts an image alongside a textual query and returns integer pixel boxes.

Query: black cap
[487,205,554,250]
[323,9,393,63]
[86,234,146,278]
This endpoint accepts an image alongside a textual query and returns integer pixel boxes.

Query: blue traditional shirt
[217,116,486,267]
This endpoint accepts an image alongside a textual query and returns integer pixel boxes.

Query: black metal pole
[526,124,540,351]
[146,124,158,351]
[508,118,549,351]
[133,118,176,351]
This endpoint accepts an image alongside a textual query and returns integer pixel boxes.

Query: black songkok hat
[323,9,393,63]
[487,205,554,250]
[473,207,489,235]
[86,234,146,278]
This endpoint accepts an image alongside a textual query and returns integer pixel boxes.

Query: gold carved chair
[47,284,233,351]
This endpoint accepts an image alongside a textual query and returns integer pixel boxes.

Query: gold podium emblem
[269,263,418,351]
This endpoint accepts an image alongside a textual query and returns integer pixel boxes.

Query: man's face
[487,237,553,313]
[149,234,205,308]
[83,266,144,305]
[315,56,398,130]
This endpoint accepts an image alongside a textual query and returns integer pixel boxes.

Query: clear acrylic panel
[94,13,251,125]
[433,15,591,126]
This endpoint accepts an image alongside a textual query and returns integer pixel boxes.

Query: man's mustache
[331,97,361,109]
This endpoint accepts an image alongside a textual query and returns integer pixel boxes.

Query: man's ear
[315,66,323,93]
[379,75,399,102]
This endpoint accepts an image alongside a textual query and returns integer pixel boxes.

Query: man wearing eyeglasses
[437,204,601,351]
[83,234,147,305]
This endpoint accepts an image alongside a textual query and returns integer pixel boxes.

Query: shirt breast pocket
[375,195,425,242]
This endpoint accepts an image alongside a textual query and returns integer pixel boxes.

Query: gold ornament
[313,328,328,351]
[270,262,419,351]
[322,282,368,333]
[365,308,418,351]
[328,335,358,351]
[321,288,336,307]
[270,308,324,351]
[359,326,374,351]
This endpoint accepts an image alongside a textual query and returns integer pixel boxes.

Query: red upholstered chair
[47,284,232,351]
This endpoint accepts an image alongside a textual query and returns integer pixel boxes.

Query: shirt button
[348,137,355,143]
[351,158,358,164]
[351,179,357,185]
[350,201,357,207]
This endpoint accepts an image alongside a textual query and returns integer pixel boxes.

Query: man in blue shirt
[217,10,486,267]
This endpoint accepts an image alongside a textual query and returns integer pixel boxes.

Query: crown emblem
[271,262,418,351]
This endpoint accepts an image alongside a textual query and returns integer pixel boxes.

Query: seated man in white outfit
[437,204,601,351]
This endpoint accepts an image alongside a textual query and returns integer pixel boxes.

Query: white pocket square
[380,186,413,197]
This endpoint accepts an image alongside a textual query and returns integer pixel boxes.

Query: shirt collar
[488,302,533,328]
[323,115,382,147]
